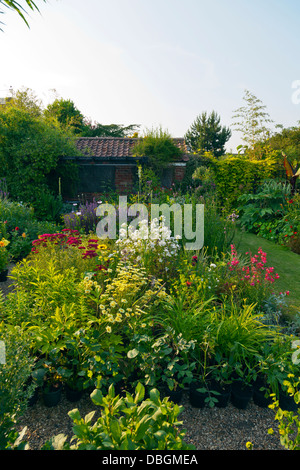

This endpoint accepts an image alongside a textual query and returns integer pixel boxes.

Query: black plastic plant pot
[231,381,253,409]
[43,384,62,407]
[0,269,8,282]
[279,390,298,412]
[213,382,232,408]
[65,385,83,403]
[28,387,39,407]
[164,387,183,404]
[189,382,208,408]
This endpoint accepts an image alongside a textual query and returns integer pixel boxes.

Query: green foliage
[0,0,47,29]
[213,155,278,208]
[0,323,35,449]
[237,180,291,233]
[44,98,140,139]
[185,111,231,158]
[268,374,300,450]
[32,192,64,223]
[44,98,85,135]
[268,124,300,164]
[0,198,59,260]
[127,329,196,390]
[43,383,194,450]
[232,89,274,158]
[81,121,139,138]
[132,127,183,177]
[202,197,236,254]
[0,96,80,204]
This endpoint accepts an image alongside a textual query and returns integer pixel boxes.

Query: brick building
[62,137,189,198]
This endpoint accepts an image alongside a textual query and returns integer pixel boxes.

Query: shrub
[268,374,300,450]
[213,155,278,209]
[43,383,194,450]
[0,323,35,449]
[237,180,291,234]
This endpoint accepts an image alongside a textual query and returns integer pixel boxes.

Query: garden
[0,89,300,451]
[0,176,300,451]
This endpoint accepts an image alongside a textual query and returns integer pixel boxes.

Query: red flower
[15,227,19,231]
[186,281,192,286]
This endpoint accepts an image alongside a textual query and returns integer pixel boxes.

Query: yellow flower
[98,244,107,250]
[22,232,26,238]
[106,326,112,333]
[0,238,9,247]
[246,442,253,450]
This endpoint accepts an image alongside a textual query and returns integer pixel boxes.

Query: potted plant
[34,357,63,408]
[161,359,196,404]
[230,363,256,409]
[189,375,222,408]
[60,367,85,403]
[0,237,10,282]
[42,368,63,407]
[209,358,233,408]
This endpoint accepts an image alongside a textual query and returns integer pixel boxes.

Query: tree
[81,121,140,138]
[0,0,47,28]
[8,87,42,117]
[44,98,85,135]
[184,111,231,158]
[0,97,80,203]
[44,98,140,137]
[232,89,274,159]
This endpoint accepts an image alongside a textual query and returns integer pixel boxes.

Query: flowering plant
[8,228,32,261]
[224,244,281,306]
[0,237,10,272]
[116,216,181,281]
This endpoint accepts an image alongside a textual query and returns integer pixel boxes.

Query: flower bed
[1,204,299,450]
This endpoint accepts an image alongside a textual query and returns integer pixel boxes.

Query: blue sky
[0,0,299,151]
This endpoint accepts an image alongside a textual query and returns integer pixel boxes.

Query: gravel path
[14,389,286,451]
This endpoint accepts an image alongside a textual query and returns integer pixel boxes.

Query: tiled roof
[76,137,189,160]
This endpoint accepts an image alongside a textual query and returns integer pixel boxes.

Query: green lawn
[233,229,300,317]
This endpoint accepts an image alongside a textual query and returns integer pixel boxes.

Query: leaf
[127,348,139,359]
[292,349,300,365]
[90,388,103,406]
[110,418,122,443]
[284,156,295,179]
[135,416,153,441]
[84,411,97,425]
[134,382,145,403]
[149,388,160,405]
[48,433,68,450]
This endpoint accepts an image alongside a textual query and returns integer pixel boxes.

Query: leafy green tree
[44,98,85,135]
[184,111,231,158]
[45,98,140,137]
[81,120,140,138]
[267,124,300,161]
[232,89,274,159]
[8,87,42,117]
[0,0,47,28]
[0,100,80,204]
